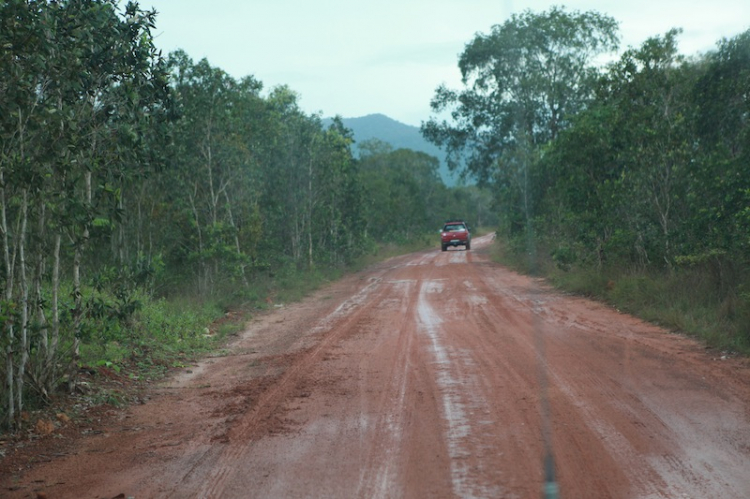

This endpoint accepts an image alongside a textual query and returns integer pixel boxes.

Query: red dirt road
[3,233,750,498]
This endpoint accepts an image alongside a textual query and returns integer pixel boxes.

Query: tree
[544,30,696,268]
[165,51,264,293]
[691,30,750,257]
[358,141,452,241]
[422,6,619,184]
[422,6,619,240]
[605,30,695,266]
[0,0,170,427]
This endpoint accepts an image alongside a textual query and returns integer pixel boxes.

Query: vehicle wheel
[441,244,447,252]
[466,242,471,250]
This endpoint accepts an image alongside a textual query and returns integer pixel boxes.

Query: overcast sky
[145,1,749,126]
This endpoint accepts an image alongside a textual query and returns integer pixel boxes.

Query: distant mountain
[325,114,459,186]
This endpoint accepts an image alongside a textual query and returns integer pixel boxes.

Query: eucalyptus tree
[0,0,169,427]
[0,0,44,424]
[260,86,322,268]
[43,0,169,392]
[166,51,264,292]
[691,30,750,258]
[603,30,695,267]
[358,142,444,241]
[315,117,363,265]
[258,92,364,269]
[422,6,619,231]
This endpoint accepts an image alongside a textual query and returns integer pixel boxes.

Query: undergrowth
[80,234,437,385]
[491,236,750,355]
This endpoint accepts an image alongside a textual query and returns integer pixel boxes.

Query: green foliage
[358,140,497,241]
[551,245,577,271]
[432,7,750,354]
[359,143,442,240]
[541,27,750,273]
[78,293,225,379]
[422,5,619,184]
[0,0,493,431]
[133,297,221,351]
[1,0,172,428]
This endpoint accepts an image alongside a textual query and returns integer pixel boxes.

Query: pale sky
[145,1,749,126]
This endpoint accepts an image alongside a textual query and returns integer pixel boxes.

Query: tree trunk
[189,182,207,293]
[117,178,126,267]
[15,190,29,418]
[223,190,249,288]
[70,169,92,390]
[136,182,146,259]
[32,200,50,400]
[1,170,15,427]
[50,233,61,384]
[308,157,315,270]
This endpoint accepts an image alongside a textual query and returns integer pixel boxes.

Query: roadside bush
[492,235,750,355]
[78,294,224,376]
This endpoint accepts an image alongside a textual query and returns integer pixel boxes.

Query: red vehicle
[441,220,471,251]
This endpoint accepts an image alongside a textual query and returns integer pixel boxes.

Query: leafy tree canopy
[421,6,619,184]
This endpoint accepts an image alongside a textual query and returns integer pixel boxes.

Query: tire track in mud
[351,250,448,498]
[465,249,750,498]
[416,242,534,499]
[417,276,506,499]
[187,252,443,498]
[420,247,546,499]
[190,275,389,498]
[216,252,450,499]
[353,278,417,499]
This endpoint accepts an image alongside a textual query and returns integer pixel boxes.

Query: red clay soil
[2,233,750,498]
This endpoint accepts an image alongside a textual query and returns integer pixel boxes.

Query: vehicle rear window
[444,224,465,231]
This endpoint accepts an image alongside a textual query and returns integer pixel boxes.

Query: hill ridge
[324,114,457,186]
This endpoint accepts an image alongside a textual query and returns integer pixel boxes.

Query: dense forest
[0,0,490,428]
[424,8,750,353]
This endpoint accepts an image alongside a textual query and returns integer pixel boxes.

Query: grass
[491,236,750,355]
[77,295,227,382]
[79,233,439,381]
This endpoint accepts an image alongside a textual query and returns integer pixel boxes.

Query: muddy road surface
[4,233,750,498]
